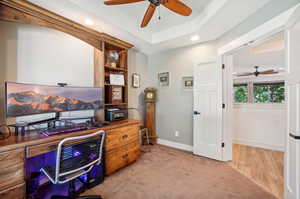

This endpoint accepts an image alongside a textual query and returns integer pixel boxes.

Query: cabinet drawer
[0,183,25,199]
[105,141,140,175]
[105,125,139,151]
[26,136,101,158]
[0,149,25,191]
[26,140,59,157]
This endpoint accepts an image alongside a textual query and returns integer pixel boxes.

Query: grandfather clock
[144,88,157,144]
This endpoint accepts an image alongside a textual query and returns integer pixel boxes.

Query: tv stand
[9,112,96,136]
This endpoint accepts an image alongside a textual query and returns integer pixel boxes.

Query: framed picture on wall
[132,73,140,88]
[158,72,169,86]
[183,76,193,89]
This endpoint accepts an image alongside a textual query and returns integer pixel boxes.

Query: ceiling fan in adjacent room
[103,0,192,28]
[233,66,284,77]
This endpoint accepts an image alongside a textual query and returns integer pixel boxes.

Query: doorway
[225,32,286,198]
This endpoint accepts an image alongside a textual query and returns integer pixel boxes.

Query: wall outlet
[175,131,180,137]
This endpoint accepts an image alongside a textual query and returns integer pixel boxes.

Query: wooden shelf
[105,65,127,72]
[105,103,128,106]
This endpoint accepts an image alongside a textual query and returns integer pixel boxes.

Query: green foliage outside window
[254,82,285,103]
[234,82,285,103]
[234,84,248,103]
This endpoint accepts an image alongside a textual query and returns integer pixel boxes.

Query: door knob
[194,111,201,115]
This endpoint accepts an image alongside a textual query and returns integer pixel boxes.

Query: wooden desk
[0,120,140,199]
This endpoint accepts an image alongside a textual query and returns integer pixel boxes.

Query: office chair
[41,130,105,199]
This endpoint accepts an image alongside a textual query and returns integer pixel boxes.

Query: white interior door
[285,10,300,199]
[193,60,223,161]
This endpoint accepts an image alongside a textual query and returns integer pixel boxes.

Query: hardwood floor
[230,144,284,199]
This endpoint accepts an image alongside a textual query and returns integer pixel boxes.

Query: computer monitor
[5,82,103,118]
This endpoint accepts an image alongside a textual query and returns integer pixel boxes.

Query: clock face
[147,92,154,99]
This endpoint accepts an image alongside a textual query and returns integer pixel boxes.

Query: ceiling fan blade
[162,0,192,16]
[141,3,156,28]
[235,72,254,77]
[259,69,277,75]
[104,0,144,5]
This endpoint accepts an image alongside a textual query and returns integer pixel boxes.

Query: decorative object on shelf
[183,76,193,88]
[158,72,169,86]
[111,86,123,104]
[119,51,127,68]
[108,86,123,104]
[107,50,119,68]
[132,73,140,88]
[144,88,157,144]
[109,74,125,86]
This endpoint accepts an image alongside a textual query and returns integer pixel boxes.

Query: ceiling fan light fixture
[103,0,192,28]
[191,35,199,41]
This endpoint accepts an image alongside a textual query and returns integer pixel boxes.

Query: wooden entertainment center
[0,120,140,198]
[0,0,140,198]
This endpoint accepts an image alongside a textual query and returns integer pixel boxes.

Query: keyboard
[42,125,88,136]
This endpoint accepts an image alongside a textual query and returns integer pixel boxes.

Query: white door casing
[285,10,300,199]
[193,59,223,161]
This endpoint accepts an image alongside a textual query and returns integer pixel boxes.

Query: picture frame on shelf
[109,74,125,86]
[132,73,140,88]
[158,72,169,86]
[107,86,123,104]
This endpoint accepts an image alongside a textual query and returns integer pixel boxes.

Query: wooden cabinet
[0,149,25,192]
[0,120,140,198]
[0,183,25,199]
[106,141,140,175]
[105,123,140,175]
[105,125,139,151]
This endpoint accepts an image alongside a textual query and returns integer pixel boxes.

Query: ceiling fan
[234,66,284,77]
[103,0,192,28]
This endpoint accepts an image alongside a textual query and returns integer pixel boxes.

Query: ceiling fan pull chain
[158,6,161,20]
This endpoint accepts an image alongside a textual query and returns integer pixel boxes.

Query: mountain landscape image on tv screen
[6,82,103,117]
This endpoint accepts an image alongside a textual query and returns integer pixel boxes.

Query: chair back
[54,130,105,184]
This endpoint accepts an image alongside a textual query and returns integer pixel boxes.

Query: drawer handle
[122,134,128,139]
[122,154,128,158]
[48,145,57,151]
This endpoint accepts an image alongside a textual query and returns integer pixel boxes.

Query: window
[234,84,248,103]
[234,81,285,103]
[253,82,285,103]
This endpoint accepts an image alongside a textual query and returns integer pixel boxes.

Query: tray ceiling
[28,0,276,54]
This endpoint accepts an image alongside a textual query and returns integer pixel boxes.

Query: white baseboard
[157,138,193,152]
[233,139,285,152]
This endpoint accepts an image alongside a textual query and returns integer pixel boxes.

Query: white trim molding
[218,4,300,55]
[157,139,193,152]
[233,139,285,152]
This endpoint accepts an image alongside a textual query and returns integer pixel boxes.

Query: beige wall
[148,42,217,146]
[128,49,149,126]
[0,22,18,124]
[0,22,149,126]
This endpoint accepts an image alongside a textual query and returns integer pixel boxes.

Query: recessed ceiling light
[191,35,199,41]
[85,18,94,26]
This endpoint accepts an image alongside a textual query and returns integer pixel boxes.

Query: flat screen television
[5,82,103,118]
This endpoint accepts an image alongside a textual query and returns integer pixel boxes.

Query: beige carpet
[85,145,277,199]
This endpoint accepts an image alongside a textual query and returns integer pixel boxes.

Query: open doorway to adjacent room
[228,32,286,199]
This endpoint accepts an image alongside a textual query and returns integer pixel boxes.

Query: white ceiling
[233,33,285,73]
[28,0,275,54]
